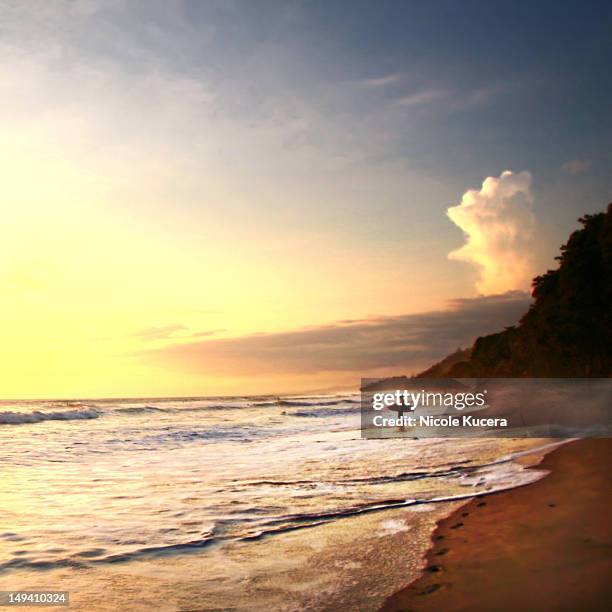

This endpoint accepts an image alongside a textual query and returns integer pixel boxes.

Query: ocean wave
[0,489,498,573]
[0,533,219,573]
[0,408,99,426]
[0,449,551,574]
[250,397,359,408]
[113,406,168,414]
[135,425,272,446]
[113,403,247,415]
[278,399,359,407]
[289,406,358,417]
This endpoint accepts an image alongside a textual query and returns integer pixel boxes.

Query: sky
[1,0,611,398]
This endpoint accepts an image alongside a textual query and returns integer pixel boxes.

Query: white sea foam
[0,393,554,577]
[378,519,411,535]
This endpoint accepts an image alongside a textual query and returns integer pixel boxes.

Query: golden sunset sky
[2,1,610,397]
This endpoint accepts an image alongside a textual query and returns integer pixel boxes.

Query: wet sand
[381,438,612,612]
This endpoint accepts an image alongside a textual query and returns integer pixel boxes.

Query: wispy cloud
[133,325,225,341]
[132,325,188,341]
[395,89,445,107]
[562,159,591,175]
[394,80,511,112]
[357,73,403,88]
[450,81,512,111]
[141,292,531,376]
[189,329,226,338]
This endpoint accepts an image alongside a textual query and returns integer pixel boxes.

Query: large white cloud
[447,170,536,294]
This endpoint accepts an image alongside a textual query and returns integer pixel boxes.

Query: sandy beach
[381,438,612,612]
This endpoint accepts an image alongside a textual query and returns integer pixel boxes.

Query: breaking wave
[0,408,100,426]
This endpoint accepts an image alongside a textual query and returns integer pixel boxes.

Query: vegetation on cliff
[442,204,612,377]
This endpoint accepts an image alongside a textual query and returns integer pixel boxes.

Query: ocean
[0,394,556,610]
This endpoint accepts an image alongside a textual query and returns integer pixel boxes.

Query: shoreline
[0,437,552,612]
[380,437,612,611]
